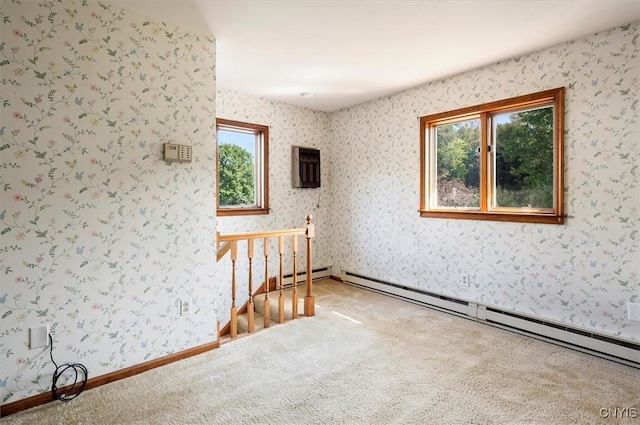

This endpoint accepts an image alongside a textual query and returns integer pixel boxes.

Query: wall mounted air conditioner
[292,146,321,188]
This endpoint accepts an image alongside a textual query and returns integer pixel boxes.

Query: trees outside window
[218,143,255,206]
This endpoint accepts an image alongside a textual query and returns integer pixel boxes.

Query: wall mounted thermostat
[163,143,192,163]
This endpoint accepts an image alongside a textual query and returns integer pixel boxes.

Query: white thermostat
[163,143,192,163]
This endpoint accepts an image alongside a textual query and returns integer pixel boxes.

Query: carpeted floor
[2,279,638,424]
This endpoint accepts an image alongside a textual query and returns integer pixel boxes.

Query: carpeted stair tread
[234,286,308,336]
[237,311,266,334]
[253,291,301,321]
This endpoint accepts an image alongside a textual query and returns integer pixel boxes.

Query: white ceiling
[104,1,640,112]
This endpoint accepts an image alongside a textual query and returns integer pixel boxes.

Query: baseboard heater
[342,271,640,368]
[281,266,332,287]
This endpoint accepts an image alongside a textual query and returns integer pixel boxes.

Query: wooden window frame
[419,87,565,224]
[216,118,270,216]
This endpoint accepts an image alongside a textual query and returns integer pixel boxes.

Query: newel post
[304,214,315,317]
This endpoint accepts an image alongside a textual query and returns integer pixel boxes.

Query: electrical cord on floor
[49,334,88,402]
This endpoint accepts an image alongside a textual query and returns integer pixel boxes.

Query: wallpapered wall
[1,0,217,405]
[329,23,639,342]
[215,88,331,317]
[1,0,637,409]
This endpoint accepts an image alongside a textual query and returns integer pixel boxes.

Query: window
[216,118,269,216]
[420,87,565,224]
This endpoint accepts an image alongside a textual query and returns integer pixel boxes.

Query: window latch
[477,146,493,153]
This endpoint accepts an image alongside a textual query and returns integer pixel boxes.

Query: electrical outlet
[180,299,191,316]
[459,273,470,287]
[628,302,640,322]
[29,324,49,349]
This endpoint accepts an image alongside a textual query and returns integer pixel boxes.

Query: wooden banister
[304,215,315,317]
[263,238,270,329]
[247,239,255,333]
[218,228,307,244]
[217,215,315,339]
[278,236,285,323]
[216,232,231,261]
[230,241,238,338]
[291,235,298,318]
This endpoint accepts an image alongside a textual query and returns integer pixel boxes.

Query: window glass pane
[493,106,554,209]
[435,119,480,208]
[218,129,257,207]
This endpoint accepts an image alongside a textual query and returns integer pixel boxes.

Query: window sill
[217,207,270,217]
[420,210,565,224]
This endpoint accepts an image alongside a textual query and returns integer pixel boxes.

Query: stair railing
[216,215,315,338]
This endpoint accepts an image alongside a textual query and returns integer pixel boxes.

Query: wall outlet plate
[180,299,191,316]
[29,324,49,349]
[628,302,640,322]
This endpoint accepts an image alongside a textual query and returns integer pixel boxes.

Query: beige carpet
[2,280,638,424]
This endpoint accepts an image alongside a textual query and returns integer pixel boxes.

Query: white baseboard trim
[342,271,640,369]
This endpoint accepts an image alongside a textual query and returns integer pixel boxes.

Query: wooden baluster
[230,240,238,338]
[291,234,298,319]
[263,238,271,328]
[277,236,285,323]
[247,239,255,333]
[304,215,315,317]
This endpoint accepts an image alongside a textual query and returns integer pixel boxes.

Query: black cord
[49,334,88,402]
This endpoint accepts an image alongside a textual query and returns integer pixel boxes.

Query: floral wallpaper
[329,22,639,342]
[215,88,332,317]
[1,0,636,411]
[1,0,217,406]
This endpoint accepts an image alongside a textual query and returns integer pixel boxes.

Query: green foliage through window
[218,143,255,206]
[436,119,480,208]
[494,108,553,209]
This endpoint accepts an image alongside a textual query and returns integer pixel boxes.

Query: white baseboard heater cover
[342,271,639,368]
[281,266,332,287]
